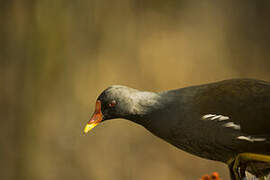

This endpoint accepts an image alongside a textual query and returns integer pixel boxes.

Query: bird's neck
[123,91,163,126]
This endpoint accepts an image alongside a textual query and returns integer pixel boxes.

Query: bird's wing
[191,79,270,135]
[200,113,268,143]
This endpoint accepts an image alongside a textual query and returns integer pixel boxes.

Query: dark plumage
[83,79,270,180]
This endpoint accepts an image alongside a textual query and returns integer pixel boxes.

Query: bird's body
[140,79,270,163]
[84,78,270,179]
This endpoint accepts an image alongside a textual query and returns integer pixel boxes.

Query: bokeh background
[1,0,270,180]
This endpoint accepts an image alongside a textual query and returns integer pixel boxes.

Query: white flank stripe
[223,122,240,130]
[202,114,230,121]
[219,116,230,120]
[211,115,222,120]
[237,136,266,142]
[202,114,216,119]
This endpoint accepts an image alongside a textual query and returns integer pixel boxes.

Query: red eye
[108,100,116,107]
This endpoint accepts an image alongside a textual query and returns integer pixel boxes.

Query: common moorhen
[83,79,270,180]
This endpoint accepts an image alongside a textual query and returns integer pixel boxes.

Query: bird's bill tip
[83,123,99,134]
[83,100,103,134]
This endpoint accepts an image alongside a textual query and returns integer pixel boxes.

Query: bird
[83,79,270,180]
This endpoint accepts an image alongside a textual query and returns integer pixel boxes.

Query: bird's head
[83,85,161,134]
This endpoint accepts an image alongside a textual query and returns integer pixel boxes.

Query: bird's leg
[237,153,270,163]
[231,156,242,180]
[233,153,270,180]
[226,156,244,180]
[228,159,239,180]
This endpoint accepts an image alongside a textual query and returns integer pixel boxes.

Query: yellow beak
[84,123,99,134]
[83,100,103,134]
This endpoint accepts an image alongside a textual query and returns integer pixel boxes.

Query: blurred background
[1,0,270,180]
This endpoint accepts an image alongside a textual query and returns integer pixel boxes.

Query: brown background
[1,0,270,180]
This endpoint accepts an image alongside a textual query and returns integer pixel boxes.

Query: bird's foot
[229,153,270,180]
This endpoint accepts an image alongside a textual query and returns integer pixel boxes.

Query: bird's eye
[108,100,116,107]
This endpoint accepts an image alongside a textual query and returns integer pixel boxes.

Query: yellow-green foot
[228,153,270,180]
